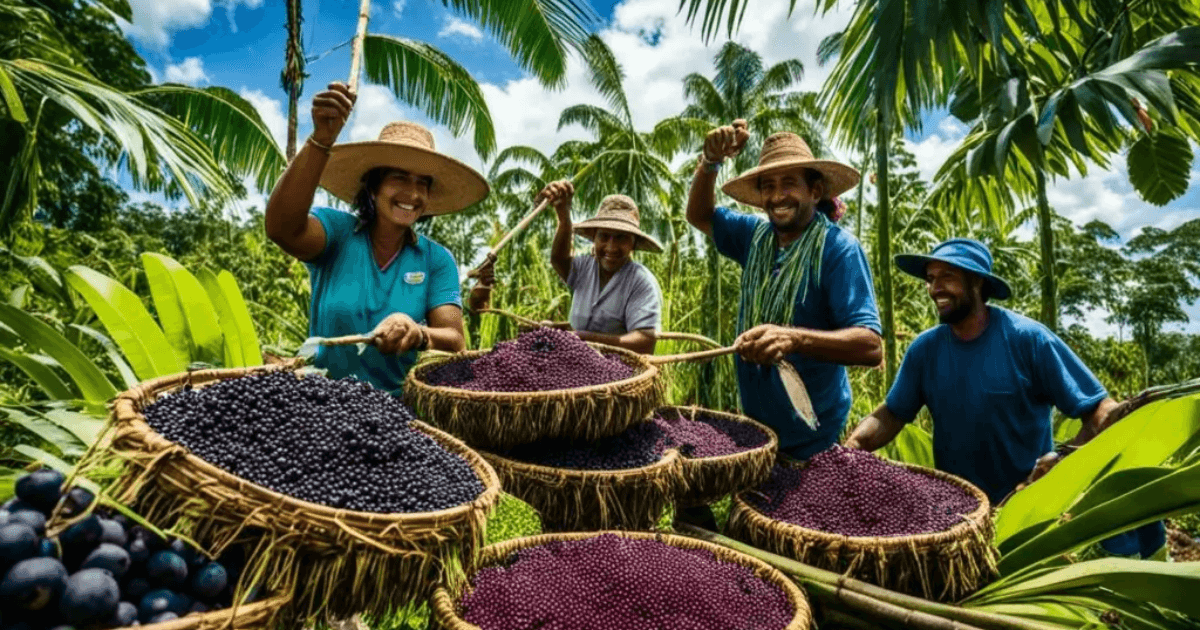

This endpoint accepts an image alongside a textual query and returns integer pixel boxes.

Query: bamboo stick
[348,0,371,92]
[819,607,892,630]
[806,581,987,630]
[468,199,551,279]
[674,525,1064,630]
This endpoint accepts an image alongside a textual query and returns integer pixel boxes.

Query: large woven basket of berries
[75,364,502,625]
[726,445,998,602]
[429,530,812,630]
[4,467,291,630]
[403,328,667,451]
[476,420,685,532]
[651,406,779,508]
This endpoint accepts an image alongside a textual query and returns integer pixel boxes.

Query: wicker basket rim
[434,529,811,629]
[656,405,781,463]
[404,342,661,399]
[479,445,682,478]
[114,366,502,526]
[733,461,992,547]
[122,594,290,630]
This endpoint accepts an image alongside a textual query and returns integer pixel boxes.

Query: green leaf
[213,271,262,367]
[69,324,139,390]
[363,35,497,160]
[39,408,103,448]
[141,252,192,363]
[12,445,82,484]
[0,248,73,307]
[1127,129,1193,206]
[0,64,27,123]
[2,408,86,457]
[997,458,1200,575]
[0,349,75,400]
[1063,466,1175,517]
[995,394,1200,543]
[65,265,186,380]
[141,253,224,365]
[879,422,934,467]
[0,304,116,404]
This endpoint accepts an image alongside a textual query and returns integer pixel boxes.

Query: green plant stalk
[675,525,1063,630]
[806,581,989,630]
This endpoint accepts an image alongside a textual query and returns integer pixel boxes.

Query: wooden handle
[467,198,551,279]
[347,0,372,92]
[656,331,722,349]
[320,334,375,347]
[647,346,736,365]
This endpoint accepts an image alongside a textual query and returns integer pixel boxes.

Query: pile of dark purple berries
[142,372,484,513]
[1,470,254,630]
[747,445,979,537]
[425,328,636,392]
[459,534,793,630]
[651,411,769,458]
[507,422,674,470]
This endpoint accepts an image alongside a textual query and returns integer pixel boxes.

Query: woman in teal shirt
[265,81,489,394]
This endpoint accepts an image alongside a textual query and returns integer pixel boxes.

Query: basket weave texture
[657,406,779,508]
[403,344,667,451]
[87,364,502,624]
[726,462,998,602]
[429,530,813,630]
[479,447,684,532]
[116,595,290,630]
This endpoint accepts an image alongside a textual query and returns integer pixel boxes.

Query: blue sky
[115,0,1200,336]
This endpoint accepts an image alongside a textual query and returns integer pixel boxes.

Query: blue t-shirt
[305,206,463,395]
[885,305,1108,503]
[712,206,882,458]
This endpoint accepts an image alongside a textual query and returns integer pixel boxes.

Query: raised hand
[536,180,575,216]
[703,119,749,163]
[311,82,357,147]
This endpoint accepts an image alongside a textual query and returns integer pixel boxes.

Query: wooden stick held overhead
[347,0,372,92]
[467,198,551,279]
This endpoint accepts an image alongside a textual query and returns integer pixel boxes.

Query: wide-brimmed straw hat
[573,195,664,253]
[722,132,860,207]
[319,121,489,216]
[894,238,1012,300]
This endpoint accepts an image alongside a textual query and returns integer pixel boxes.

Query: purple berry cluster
[748,446,979,537]
[426,328,635,392]
[459,534,793,630]
[652,411,769,458]
[507,422,674,470]
[142,372,484,514]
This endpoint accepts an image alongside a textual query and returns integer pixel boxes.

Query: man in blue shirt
[679,121,883,529]
[844,239,1165,558]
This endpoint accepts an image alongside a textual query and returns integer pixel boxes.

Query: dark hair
[802,169,838,219]
[352,167,433,228]
[979,277,993,303]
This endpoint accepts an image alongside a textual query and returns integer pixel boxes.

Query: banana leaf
[0,303,116,404]
[879,422,935,467]
[1,407,87,458]
[140,252,193,364]
[995,393,1200,543]
[69,324,139,390]
[65,265,186,380]
[142,254,224,366]
[0,348,74,400]
[197,269,262,367]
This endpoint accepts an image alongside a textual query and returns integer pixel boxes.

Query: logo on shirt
[404,272,426,285]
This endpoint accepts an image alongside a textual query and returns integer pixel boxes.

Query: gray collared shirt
[565,254,662,335]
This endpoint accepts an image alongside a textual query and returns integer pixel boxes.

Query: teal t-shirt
[305,206,463,395]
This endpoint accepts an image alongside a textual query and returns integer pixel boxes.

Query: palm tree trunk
[875,100,896,386]
[283,0,303,160]
[856,147,868,243]
[1036,169,1058,331]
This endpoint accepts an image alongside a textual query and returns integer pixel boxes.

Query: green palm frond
[487,145,553,179]
[135,85,287,193]
[681,74,726,119]
[676,0,801,44]
[580,35,631,124]
[363,35,496,161]
[557,104,626,137]
[439,0,600,89]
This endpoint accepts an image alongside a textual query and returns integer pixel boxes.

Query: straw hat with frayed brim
[722,132,860,208]
[319,121,489,216]
[573,195,664,253]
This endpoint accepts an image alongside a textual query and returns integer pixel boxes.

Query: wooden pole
[467,198,551,278]
[348,0,371,92]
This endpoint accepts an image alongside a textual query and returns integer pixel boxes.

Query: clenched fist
[537,180,575,217]
[311,82,356,147]
[703,119,749,163]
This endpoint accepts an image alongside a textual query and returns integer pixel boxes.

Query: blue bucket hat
[894,238,1012,300]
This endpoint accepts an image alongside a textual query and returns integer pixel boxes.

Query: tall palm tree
[283,0,305,160]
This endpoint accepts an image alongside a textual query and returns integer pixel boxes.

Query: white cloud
[438,17,485,42]
[904,117,970,185]
[238,89,288,155]
[164,57,209,85]
[392,0,407,19]
[122,0,262,47]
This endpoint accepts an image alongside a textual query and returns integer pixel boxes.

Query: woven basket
[429,530,813,630]
[83,364,502,625]
[478,446,684,532]
[726,462,998,602]
[117,595,291,630]
[404,343,666,451]
[656,406,779,508]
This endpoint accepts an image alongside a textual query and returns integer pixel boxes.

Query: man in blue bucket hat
[843,238,1165,559]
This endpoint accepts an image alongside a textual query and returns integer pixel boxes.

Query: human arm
[467,260,495,312]
[844,403,907,452]
[686,120,748,239]
[1024,396,1121,484]
[734,324,882,367]
[542,180,575,283]
[265,82,356,261]
[371,305,466,354]
[574,329,657,354]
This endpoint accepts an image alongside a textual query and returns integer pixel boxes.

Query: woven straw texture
[114,595,290,630]
[726,462,998,602]
[403,344,667,451]
[479,448,684,532]
[656,406,779,508]
[84,364,501,625]
[430,530,812,630]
